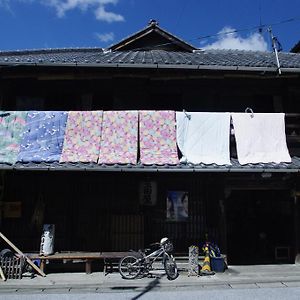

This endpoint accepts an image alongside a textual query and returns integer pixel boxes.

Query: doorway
[226,190,294,264]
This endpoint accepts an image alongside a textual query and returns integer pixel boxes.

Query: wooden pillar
[293,191,300,263]
[85,260,92,274]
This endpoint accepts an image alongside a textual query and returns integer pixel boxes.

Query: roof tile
[1,157,299,172]
[1,48,300,70]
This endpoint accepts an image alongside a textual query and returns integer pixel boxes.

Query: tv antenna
[268,27,282,75]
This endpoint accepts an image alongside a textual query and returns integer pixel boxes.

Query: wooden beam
[0,266,6,281]
[0,232,46,277]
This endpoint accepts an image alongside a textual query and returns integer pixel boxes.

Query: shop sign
[139,181,157,206]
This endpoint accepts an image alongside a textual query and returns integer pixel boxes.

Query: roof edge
[108,20,197,52]
[1,60,297,74]
[0,47,104,57]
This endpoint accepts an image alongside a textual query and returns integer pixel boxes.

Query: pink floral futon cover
[139,110,179,165]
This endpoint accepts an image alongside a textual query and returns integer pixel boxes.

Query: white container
[40,224,55,256]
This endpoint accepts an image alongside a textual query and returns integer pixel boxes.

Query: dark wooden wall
[1,68,300,113]
[0,171,224,254]
[1,69,300,155]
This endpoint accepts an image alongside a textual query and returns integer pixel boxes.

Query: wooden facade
[0,169,298,264]
[0,22,300,265]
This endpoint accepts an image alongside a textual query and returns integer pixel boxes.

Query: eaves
[1,61,300,74]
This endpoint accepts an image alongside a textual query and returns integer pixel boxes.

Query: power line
[193,16,300,43]
[174,1,190,28]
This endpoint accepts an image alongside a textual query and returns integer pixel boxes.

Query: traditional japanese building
[0,20,300,265]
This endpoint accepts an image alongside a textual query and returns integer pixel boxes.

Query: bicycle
[118,237,178,280]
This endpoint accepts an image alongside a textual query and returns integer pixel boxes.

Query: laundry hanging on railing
[0,111,27,164]
[0,110,294,167]
[176,112,231,165]
[139,110,179,165]
[60,111,103,163]
[231,113,291,164]
[98,110,138,164]
[17,111,68,163]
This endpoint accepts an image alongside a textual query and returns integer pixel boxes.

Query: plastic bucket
[210,256,225,272]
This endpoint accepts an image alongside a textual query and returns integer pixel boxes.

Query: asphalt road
[1,286,300,300]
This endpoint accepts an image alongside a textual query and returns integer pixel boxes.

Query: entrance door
[226,190,294,265]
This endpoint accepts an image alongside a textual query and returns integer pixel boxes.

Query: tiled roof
[291,40,300,53]
[0,48,104,65]
[1,48,300,71]
[1,157,299,172]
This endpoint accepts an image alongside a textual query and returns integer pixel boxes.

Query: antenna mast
[268,27,282,75]
[258,1,263,34]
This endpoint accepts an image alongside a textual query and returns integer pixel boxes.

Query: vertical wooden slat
[7,258,12,279]
[3,259,7,279]
[0,257,23,280]
[12,258,16,279]
[18,259,22,279]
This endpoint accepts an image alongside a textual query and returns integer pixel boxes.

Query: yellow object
[200,245,215,276]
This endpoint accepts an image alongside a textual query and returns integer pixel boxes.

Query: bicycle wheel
[164,254,178,280]
[118,255,142,279]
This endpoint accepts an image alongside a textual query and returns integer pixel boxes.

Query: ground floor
[0,170,299,265]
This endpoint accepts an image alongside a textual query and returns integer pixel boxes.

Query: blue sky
[0,0,300,52]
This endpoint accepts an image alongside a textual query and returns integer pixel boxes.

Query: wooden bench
[27,251,131,275]
[28,252,225,275]
[28,252,103,274]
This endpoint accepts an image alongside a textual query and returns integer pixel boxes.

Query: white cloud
[203,26,268,51]
[95,5,123,22]
[45,0,124,22]
[0,0,16,15]
[1,0,125,22]
[0,0,12,10]
[95,31,114,42]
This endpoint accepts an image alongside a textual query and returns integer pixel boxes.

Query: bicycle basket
[164,240,173,252]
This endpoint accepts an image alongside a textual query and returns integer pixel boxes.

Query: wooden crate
[0,256,24,279]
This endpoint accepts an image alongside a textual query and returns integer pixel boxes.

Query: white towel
[176,112,231,165]
[231,113,291,164]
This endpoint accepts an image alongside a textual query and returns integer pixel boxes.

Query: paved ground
[1,264,300,293]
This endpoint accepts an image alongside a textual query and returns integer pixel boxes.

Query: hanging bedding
[0,111,27,164]
[231,113,291,164]
[60,111,103,163]
[98,111,138,164]
[139,110,179,165]
[17,111,68,163]
[176,112,231,165]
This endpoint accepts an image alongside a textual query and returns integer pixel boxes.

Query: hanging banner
[139,181,157,206]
